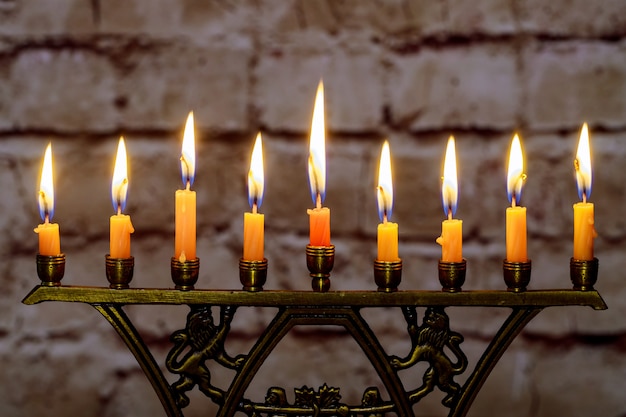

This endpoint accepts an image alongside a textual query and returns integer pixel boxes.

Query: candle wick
[447,209,453,221]
[44,213,50,224]
[186,180,191,191]
[252,202,258,214]
[383,212,388,224]
[316,193,322,209]
[582,192,587,204]
[117,205,122,215]
[511,195,517,208]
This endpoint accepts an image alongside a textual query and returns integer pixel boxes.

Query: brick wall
[1,1,625,416]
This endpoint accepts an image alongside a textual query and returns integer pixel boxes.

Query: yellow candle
[307,80,332,247]
[376,141,399,261]
[34,143,61,256]
[109,137,134,259]
[436,136,463,262]
[573,123,597,260]
[505,134,528,262]
[438,219,463,262]
[243,133,265,260]
[377,221,399,261]
[110,214,134,258]
[506,206,527,262]
[35,222,61,256]
[308,204,331,246]
[175,112,197,261]
[573,202,596,260]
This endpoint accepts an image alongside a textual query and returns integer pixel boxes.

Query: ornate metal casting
[23,286,606,417]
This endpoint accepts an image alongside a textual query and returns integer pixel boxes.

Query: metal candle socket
[105,255,134,289]
[438,259,466,292]
[503,260,532,292]
[36,254,65,286]
[239,258,268,292]
[374,259,403,292]
[306,245,335,292]
[570,257,598,291]
[171,257,200,291]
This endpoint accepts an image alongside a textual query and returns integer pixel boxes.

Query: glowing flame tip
[377,140,393,222]
[112,137,129,213]
[181,111,196,187]
[308,81,326,204]
[38,143,54,222]
[248,132,264,209]
[442,136,458,217]
[506,134,525,205]
[575,123,592,201]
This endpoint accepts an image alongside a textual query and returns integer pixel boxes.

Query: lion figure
[389,307,467,407]
[166,305,245,407]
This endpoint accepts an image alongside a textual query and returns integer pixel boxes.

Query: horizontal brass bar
[23,285,607,310]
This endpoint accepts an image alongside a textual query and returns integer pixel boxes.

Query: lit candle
[307,80,331,247]
[436,136,462,262]
[34,143,61,255]
[243,132,265,261]
[505,134,528,262]
[376,140,399,261]
[573,123,597,260]
[175,112,197,261]
[110,137,134,259]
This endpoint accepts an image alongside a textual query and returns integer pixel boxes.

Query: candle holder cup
[374,259,403,292]
[570,257,598,291]
[36,253,65,286]
[239,258,268,292]
[171,257,200,291]
[105,255,134,289]
[438,259,467,292]
[503,259,532,292]
[306,245,334,292]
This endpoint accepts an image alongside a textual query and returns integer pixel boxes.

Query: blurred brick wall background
[1,1,625,416]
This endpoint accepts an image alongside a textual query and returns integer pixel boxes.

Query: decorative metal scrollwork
[240,384,394,417]
[389,307,468,407]
[165,305,246,407]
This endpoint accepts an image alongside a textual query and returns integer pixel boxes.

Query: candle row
[34,82,598,275]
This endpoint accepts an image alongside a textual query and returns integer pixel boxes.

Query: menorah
[23,251,606,417]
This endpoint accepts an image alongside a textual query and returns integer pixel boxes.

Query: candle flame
[377,140,393,222]
[575,123,592,201]
[248,132,264,209]
[506,134,525,205]
[308,80,326,205]
[38,142,54,222]
[111,137,129,213]
[442,136,458,217]
[180,111,196,188]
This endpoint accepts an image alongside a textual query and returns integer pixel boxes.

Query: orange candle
[243,133,265,261]
[376,141,399,261]
[573,123,597,260]
[174,112,197,261]
[307,80,331,247]
[34,143,61,256]
[436,136,463,262]
[505,134,528,262]
[110,137,134,258]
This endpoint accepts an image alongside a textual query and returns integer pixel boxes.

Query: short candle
[573,123,597,260]
[109,137,134,259]
[437,136,463,262]
[34,143,61,256]
[376,140,399,262]
[307,80,331,247]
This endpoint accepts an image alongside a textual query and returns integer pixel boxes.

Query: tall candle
[573,123,597,260]
[376,141,399,261]
[436,136,463,262]
[307,80,331,247]
[243,133,265,261]
[175,112,197,261]
[110,137,134,259]
[34,143,61,256]
[505,134,528,262]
